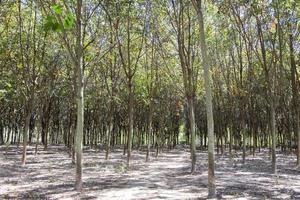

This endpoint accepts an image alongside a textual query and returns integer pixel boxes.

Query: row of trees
[0,0,299,197]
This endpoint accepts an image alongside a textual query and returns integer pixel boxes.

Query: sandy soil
[0,145,299,199]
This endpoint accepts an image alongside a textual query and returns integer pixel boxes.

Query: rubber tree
[143,0,157,162]
[18,0,39,166]
[255,11,278,174]
[169,0,199,173]
[101,2,121,160]
[116,1,146,167]
[40,0,84,190]
[192,0,216,197]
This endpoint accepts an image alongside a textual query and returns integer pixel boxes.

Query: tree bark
[127,80,133,167]
[270,100,277,174]
[22,91,34,166]
[35,116,41,155]
[146,102,153,162]
[256,16,277,174]
[242,129,246,164]
[192,0,216,197]
[74,0,84,191]
[105,111,113,160]
[188,96,196,173]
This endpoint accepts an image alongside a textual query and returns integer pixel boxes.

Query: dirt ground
[0,145,299,200]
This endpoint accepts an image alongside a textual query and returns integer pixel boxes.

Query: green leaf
[44,15,62,32]
[46,15,56,22]
[64,13,75,29]
[51,4,63,15]
[52,22,63,32]
[17,63,23,69]
[5,82,12,88]
[44,15,56,31]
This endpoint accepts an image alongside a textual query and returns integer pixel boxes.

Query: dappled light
[1,0,300,199]
[1,146,299,199]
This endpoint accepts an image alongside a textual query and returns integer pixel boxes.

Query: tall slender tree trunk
[22,91,34,166]
[74,0,84,191]
[18,0,35,166]
[188,96,196,173]
[242,129,246,164]
[193,0,216,197]
[253,127,257,156]
[42,99,51,151]
[256,16,277,174]
[270,100,277,174]
[156,130,160,158]
[22,108,31,165]
[229,128,232,156]
[127,81,133,167]
[146,102,153,162]
[105,111,113,160]
[35,107,42,155]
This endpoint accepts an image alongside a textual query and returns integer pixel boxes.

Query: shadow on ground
[0,145,299,199]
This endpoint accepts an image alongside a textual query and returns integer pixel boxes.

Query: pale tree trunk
[144,2,155,161]
[127,81,134,167]
[123,129,127,155]
[146,102,153,162]
[156,115,163,158]
[74,0,84,191]
[270,100,277,174]
[173,0,197,173]
[105,111,113,160]
[116,1,137,167]
[35,102,44,155]
[192,0,216,197]
[75,67,84,191]
[156,129,161,157]
[105,18,117,160]
[242,129,246,165]
[71,122,76,164]
[18,0,35,166]
[188,97,196,173]
[35,112,41,155]
[22,99,33,165]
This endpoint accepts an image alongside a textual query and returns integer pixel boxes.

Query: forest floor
[0,145,299,200]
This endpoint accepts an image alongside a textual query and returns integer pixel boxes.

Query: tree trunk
[22,93,34,166]
[193,0,216,197]
[127,81,133,167]
[188,97,196,173]
[74,0,84,191]
[146,102,153,162]
[105,113,113,160]
[242,129,246,164]
[123,129,127,155]
[229,129,232,156]
[270,100,277,174]
[35,116,41,155]
[22,112,30,165]
[41,99,51,151]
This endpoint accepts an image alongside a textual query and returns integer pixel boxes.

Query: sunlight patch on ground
[0,145,299,199]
